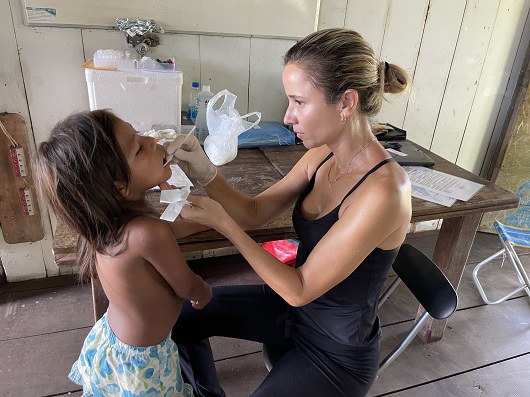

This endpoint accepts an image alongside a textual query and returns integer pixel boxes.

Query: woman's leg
[252,346,376,397]
[172,284,292,397]
[252,348,342,397]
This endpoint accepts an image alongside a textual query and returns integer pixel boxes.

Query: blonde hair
[284,28,410,116]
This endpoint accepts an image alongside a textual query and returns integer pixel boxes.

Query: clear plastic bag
[204,89,261,166]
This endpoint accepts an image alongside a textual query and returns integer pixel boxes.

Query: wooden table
[52,142,519,342]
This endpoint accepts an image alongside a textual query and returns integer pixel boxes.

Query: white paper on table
[159,164,193,221]
[411,185,457,207]
[404,166,484,202]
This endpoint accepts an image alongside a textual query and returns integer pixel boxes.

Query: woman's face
[114,118,172,199]
[282,63,342,149]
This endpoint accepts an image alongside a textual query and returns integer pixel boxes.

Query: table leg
[91,276,109,322]
[416,213,482,342]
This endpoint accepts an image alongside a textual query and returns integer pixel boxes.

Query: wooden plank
[216,351,267,397]
[317,0,348,30]
[417,213,482,342]
[259,145,306,177]
[0,328,87,397]
[388,353,530,397]
[199,35,251,115]
[0,113,44,243]
[402,0,467,148]
[12,0,88,146]
[430,0,500,162]
[0,283,92,341]
[0,236,47,282]
[0,0,31,119]
[377,0,430,126]
[379,253,530,326]
[212,337,262,362]
[344,0,390,56]
[370,297,530,395]
[248,37,295,122]
[0,274,78,294]
[457,0,530,174]
[21,0,319,39]
[456,253,529,310]
[5,0,85,280]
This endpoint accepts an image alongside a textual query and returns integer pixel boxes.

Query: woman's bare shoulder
[343,161,411,216]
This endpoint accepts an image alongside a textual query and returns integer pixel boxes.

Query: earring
[341,116,347,124]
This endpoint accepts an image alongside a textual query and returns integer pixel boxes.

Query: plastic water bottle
[187,81,200,122]
[195,85,214,142]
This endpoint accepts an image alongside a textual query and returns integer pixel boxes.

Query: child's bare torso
[96,231,183,347]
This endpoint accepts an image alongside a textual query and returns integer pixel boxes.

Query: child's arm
[130,216,212,308]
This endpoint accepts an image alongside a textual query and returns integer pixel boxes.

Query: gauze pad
[160,164,193,222]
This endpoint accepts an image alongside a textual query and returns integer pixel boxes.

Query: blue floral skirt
[69,312,193,397]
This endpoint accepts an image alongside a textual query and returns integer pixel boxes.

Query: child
[35,110,212,396]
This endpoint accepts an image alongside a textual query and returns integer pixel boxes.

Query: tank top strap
[310,152,334,182]
[339,158,395,206]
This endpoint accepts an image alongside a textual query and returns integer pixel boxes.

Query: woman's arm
[204,146,334,230]
[170,136,329,230]
[167,218,211,239]
[181,177,410,307]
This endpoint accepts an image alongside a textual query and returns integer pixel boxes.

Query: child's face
[114,118,172,200]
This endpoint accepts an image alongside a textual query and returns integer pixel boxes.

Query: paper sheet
[404,166,484,202]
[160,164,193,222]
[411,185,457,207]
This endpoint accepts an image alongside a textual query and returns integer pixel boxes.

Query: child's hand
[180,195,229,231]
[191,283,212,309]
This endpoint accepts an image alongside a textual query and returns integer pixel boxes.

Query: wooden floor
[1,231,529,397]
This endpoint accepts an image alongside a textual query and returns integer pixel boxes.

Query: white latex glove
[166,135,217,186]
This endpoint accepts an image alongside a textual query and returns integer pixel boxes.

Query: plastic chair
[472,221,530,305]
[262,244,458,374]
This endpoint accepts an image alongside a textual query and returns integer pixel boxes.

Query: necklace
[327,136,377,186]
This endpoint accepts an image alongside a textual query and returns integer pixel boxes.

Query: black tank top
[291,153,399,347]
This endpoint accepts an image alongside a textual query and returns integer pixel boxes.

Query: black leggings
[172,284,378,397]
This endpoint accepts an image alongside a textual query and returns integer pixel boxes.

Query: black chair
[262,244,458,374]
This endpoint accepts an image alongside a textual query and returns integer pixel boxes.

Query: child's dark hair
[35,110,148,281]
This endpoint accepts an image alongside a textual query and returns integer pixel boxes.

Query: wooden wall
[1,0,528,280]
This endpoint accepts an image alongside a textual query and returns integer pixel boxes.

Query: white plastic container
[195,85,215,142]
[85,67,183,133]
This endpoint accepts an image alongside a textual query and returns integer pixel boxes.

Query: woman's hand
[166,135,217,186]
[180,195,231,231]
[191,283,212,309]
[158,181,176,190]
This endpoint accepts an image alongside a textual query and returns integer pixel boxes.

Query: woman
[171,28,412,397]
